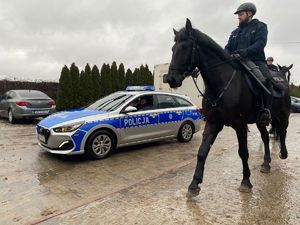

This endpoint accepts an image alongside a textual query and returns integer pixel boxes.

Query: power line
[268,41,300,44]
[218,41,300,45]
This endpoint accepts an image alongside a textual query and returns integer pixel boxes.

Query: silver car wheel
[92,134,112,156]
[182,124,193,140]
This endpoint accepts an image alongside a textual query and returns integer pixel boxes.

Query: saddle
[237,59,288,98]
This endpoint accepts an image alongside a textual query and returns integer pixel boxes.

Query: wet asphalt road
[0,114,299,225]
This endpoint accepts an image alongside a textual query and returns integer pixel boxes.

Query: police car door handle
[150,113,158,116]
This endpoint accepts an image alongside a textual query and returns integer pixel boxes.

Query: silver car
[291,96,300,113]
[0,90,56,123]
[36,86,202,159]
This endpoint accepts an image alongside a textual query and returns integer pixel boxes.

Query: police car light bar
[126,86,155,91]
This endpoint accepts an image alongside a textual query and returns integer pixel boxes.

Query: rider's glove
[237,49,248,58]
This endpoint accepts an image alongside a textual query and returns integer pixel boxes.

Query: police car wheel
[86,130,115,159]
[8,109,16,124]
[177,122,194,142]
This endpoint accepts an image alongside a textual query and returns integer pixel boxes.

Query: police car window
[87,93,133,111]
[157,95,177,109]
[128,95,154,111]
[174,96,193,107]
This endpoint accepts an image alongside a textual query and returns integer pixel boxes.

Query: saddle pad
[269,70,289,93]
[244,71,287,98]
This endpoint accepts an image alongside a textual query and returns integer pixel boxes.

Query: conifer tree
[79,64,93,106]
[91,65,101,100]
[69,63,80,108]
[125,68,133,87]
[110,61,118,92]
[56,65,72,110]
[118,63,125,90]
[132,68,140,86]
[100,63,112,96]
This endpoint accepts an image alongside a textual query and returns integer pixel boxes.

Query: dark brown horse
[167,19,291,197]
[278,64,293,83]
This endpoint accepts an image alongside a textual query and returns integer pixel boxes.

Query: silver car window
[6,92,14,99]
[9,92,17,99]
[16,90,48,98]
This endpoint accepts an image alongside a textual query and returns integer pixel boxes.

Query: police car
[36,86,202,159]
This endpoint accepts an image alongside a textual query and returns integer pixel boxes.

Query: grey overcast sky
[0,0,299,84]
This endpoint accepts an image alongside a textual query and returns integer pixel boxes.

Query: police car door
[156,94,183,137]
[119,94,160,145]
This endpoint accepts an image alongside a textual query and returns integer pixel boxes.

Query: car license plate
[34,110,49,114]
[38,134,46,143]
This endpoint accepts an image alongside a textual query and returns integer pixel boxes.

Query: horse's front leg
[256,123,271,173]
[236,124,253,192]
[187,121,223,198]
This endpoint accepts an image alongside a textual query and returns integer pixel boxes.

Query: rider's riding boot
[258,81,273,126]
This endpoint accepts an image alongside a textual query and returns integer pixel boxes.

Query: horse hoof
[186,187,201,198]
[260,165,271,173]
[238,184,252,193]
[279,152,288,159]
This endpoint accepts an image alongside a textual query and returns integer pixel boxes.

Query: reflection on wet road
[0,115,299,224]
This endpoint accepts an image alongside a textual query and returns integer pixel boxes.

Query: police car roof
[120,90,192,100]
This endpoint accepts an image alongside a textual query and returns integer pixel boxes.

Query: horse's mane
[176,27,238,68]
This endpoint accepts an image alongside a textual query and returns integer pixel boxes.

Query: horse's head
[167,19,198,88]
[278,64,293,82]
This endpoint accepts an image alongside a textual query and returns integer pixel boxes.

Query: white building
[153,63,205,109]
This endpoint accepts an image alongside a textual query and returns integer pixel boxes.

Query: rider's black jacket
[225,19,268,62]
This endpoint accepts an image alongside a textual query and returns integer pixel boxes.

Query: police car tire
[177,122,194,142]
[85,130,115,160]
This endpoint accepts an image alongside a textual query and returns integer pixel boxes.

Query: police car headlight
[53,122,84,133]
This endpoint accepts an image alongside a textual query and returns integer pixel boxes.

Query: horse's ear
[277,64,282,69]
[173,28,178,36]
[185,18,193,34]
[288,64,293,69]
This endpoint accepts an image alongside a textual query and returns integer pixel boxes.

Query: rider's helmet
[234,2,257,16]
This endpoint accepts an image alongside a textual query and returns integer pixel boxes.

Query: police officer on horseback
[225,2,273,125]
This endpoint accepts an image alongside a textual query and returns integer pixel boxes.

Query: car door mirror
[123,106,137,113]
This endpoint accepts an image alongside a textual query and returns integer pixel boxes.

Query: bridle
[169,37,237,107]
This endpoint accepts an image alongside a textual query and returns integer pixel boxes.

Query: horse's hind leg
[278,118,289,159]
[236,124,253,192]
[257,123,271,173]
[187,122,223,198]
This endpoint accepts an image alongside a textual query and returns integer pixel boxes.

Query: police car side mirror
[123,106,138,114]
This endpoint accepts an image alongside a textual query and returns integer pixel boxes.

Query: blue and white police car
[36,86,202,159]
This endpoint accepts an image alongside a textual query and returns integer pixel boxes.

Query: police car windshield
[86,93,133,111]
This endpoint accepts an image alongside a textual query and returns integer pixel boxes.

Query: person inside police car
[129,96,152,111]
[225,2,273,125]
[266,56,278,71]
[139,97,153,110]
